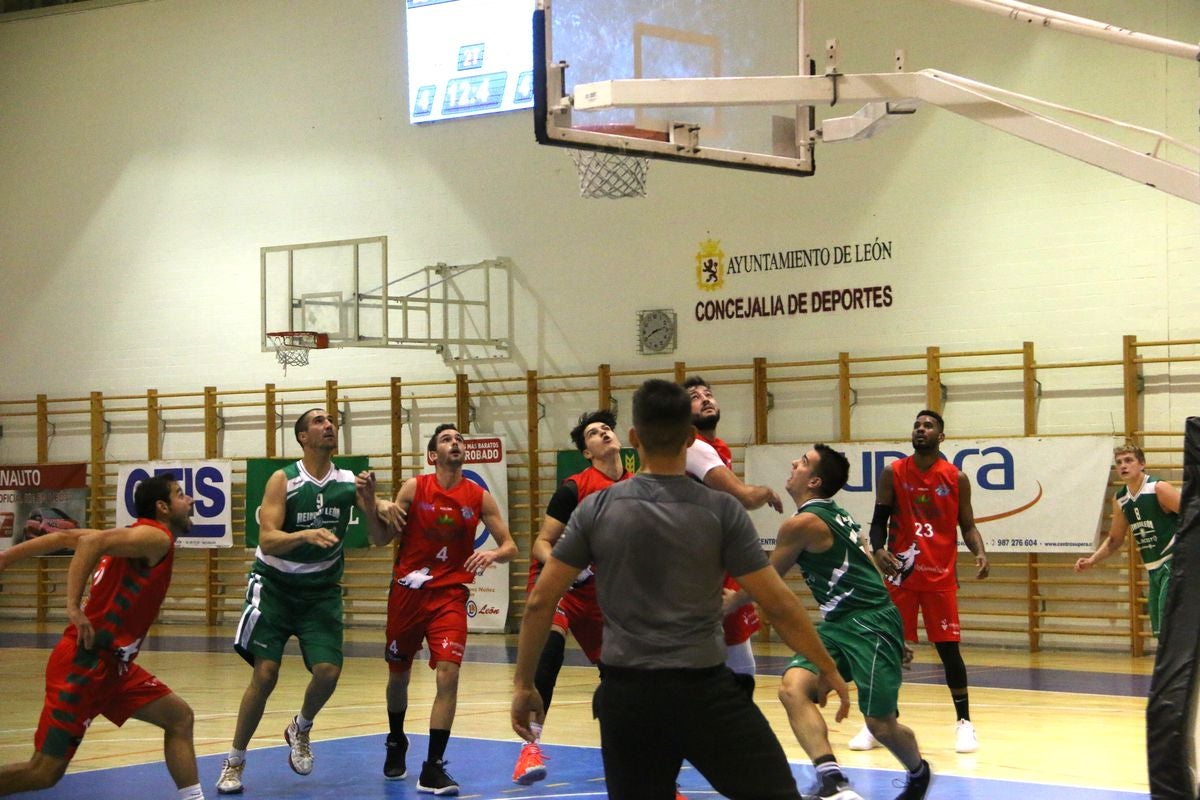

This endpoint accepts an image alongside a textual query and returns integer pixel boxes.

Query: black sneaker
[417,759,460,796]
[893,760,932,800]
[383,735,408,780]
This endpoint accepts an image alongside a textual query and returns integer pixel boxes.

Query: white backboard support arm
[573,70,1200,204]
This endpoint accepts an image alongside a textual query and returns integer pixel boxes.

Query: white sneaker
[955,719,979,753]
[216,757,245,794]
[847,725,880,751]
[285,717,315,775]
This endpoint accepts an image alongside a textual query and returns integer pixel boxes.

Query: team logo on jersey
[695,238,725,292]
[935,485,950,496]
[462,507,474,521]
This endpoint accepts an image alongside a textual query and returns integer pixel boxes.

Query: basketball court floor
[0,623,1152,799]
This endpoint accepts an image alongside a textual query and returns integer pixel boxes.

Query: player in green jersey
[725,444,931,800]
[217,408,380,795]
[1075,443,1180,636]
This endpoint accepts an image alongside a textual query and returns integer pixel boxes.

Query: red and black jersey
[80,518,175,662]
[396,473,485,589]
[888,455,962,591]
[528,465,629,593]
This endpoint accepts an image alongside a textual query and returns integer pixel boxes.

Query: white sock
[226,749,246,765]
[529,721,543,744]
[295,713,314,731]
[177,783,205,800]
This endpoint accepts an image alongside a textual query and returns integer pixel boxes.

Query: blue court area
[15,733,1148,800]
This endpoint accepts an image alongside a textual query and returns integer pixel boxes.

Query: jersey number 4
[435,546,449,562]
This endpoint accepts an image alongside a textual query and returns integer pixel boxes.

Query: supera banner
[746,437,1112,552]
[425,434,510,633]
[117,461,234,548]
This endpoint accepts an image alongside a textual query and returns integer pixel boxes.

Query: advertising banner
[244,457,370,549]
[746,437,1112,553]
[427,435,510,633]
[0,463,88,553]
[117,461,234,549]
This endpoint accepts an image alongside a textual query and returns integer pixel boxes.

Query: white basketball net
[266,333,317,373]
[569,149,651,199]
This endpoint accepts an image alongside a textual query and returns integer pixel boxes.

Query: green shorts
[1148,565,1171,637]
[786,604,906,719]
[233,570,344,670]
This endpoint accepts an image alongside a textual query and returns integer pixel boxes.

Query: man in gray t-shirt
[512,379,849,800]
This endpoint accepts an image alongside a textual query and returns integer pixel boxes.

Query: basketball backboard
[533,0,816,176]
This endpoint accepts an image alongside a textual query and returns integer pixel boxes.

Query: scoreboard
[406,0,534,123]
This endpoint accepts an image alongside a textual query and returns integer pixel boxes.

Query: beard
[693,409,720,434]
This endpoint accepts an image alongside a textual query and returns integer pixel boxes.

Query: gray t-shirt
[552,472,768,669]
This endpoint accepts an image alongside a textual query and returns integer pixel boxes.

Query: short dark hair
[682,375,710,392]
[294,408,325,444]
[811,444,850,498]
[570,409,617,452]
[915,409,945,432]
[134,474,177,519]
[427,423,460,453]
[632,379,693,456]
[1114,442,1145,463]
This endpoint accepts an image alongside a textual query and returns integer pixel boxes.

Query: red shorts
[887,585,961,643]
[36,634,172,760]
[553,588,603,663]
[386,584,469,673]
[723,575,761,645]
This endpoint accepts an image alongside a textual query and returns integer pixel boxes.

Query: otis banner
[117,461,234,548]
[0,463,87,553]
[244,457,370,549]
[425,435,510,633]
[746,437,1113,552]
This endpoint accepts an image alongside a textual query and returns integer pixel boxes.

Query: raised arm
[0,528,95,571]
[957,472,989,579]
[66,524,172,649]
[464,490,518,574]
[1075,496,1129,572]
[703,466,783,513]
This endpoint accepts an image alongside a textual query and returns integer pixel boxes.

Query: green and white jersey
[795,498,893,622]
[253,460,359,588]
[1117,475,1178,572]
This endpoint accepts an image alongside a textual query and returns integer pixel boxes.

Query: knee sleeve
[534,631,567,711]
[934,640,968,690]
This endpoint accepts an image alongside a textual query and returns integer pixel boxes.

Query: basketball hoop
[266,331,329,373]
[568,125,669,199]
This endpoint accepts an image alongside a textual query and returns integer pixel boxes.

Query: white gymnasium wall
[0,0,1197,460]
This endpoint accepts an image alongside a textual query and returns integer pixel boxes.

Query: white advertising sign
[116,461,234,548]
[746,437,1112,553]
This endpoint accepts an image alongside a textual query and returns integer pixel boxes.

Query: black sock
[534,631,567,712]
[427,728,450,763]
[952,693,970,721]
[387,711,407,743]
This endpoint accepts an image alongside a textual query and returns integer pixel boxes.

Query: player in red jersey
[857,409,990,755]
[365,423,516,795]
[511,409,631,786]
[683,376,782,698]
[0,475,202,799]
